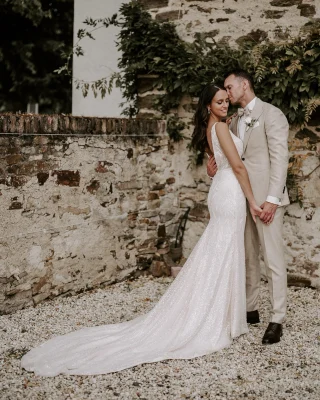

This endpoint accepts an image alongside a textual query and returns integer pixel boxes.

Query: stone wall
[1,112,319,314]
[141,0,319,45]
[0,114,186,314]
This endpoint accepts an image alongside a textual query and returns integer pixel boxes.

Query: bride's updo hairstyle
[191,83,223,153]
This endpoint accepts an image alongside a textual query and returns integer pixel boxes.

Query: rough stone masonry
[141,0,319,46]
[0,112,319,315]
[0,114,185,314]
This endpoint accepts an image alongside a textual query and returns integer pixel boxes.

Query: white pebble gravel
[0,276,319,400]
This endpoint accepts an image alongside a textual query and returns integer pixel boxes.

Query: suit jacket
[229,97,290,207]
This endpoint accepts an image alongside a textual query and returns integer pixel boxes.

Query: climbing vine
[57,1,320,126]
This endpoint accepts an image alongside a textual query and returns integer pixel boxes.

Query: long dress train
[21,124,248,376]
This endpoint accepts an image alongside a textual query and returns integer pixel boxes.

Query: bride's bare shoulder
[215,122,229,134]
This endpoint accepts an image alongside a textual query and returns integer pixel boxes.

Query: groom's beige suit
[229,97,289,324]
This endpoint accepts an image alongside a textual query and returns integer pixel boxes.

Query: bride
[21,84,262,376]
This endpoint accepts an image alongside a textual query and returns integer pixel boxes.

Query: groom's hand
[207,155,217,178]
[260,201,278,225]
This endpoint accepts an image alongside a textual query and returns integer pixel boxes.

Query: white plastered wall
[72,0,130,117]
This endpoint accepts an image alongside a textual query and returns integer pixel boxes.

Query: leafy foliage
[115,3,243,117]
[68,2,241,117]
[166,116,186,142]
[67,1,319,125]
[247,28,320,125]
[0,0,73,113]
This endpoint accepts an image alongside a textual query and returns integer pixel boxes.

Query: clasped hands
[206,157,277,225]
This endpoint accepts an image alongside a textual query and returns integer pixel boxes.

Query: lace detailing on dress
[21,124,248,377]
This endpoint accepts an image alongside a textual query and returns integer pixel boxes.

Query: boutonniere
[244,116,258,131]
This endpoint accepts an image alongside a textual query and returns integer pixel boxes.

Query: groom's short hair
[224,69,255,91]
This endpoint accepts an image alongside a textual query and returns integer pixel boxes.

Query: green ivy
[166,116,186,142]
[64,1,320,125]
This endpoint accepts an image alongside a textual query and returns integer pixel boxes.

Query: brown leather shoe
[262,322,283,344]
[247,310,260,324]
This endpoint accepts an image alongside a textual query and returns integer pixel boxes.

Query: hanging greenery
[57,1,320,126]
[247,29,320,125]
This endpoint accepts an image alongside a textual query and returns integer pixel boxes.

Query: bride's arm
[215,122,261,221]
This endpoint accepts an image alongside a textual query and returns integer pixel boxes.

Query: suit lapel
[243,98,264,153]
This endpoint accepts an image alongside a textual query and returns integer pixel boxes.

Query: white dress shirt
[238,97,281,206]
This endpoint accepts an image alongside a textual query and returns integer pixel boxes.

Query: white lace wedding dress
[21,124,248,376]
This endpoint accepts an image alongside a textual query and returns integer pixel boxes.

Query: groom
[207,69,289,344]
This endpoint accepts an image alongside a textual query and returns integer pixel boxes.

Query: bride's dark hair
[191,83,224,153]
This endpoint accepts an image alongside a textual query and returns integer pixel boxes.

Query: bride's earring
[207,108,211,115]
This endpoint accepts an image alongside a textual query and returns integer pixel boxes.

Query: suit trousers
[245,206,287,324]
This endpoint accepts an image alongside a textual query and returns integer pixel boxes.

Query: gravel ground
[0,276,319,400]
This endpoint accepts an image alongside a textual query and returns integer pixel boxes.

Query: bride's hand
[249,203,262,223]
[226,112,237,126]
